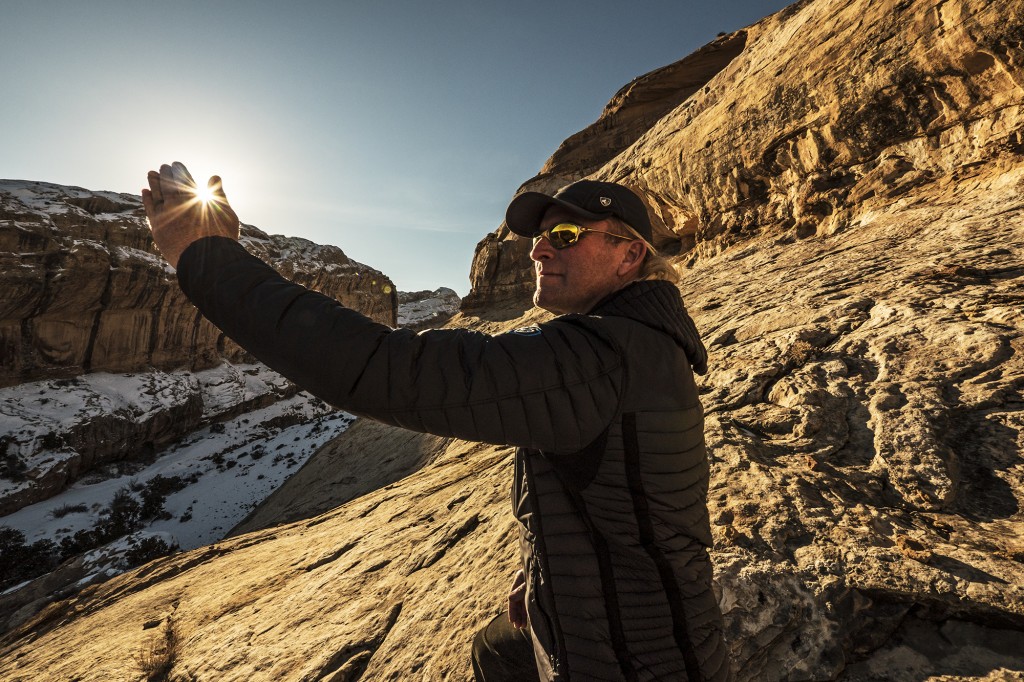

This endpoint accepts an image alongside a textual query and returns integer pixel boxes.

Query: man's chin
[534,290,569,315]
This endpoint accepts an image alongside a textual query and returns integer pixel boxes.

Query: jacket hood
[590,280,708,375]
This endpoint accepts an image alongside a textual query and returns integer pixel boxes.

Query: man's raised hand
[142,161,239,269]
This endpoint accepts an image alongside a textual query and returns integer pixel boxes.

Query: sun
[193,184,216,205]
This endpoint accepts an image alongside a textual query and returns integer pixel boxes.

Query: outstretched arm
[151,163,624,453]
[142,161,239,268]
[176,236,624,454]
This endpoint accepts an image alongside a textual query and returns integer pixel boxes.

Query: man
[143,163,731,681]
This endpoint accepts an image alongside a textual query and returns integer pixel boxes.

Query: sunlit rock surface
[1,0,1023,680]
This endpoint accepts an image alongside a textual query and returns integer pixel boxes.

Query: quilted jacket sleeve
[177,237,624,454]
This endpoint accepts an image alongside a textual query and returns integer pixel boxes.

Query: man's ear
[617,241,647,277]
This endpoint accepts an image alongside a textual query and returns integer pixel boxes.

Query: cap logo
[599,197,612,207]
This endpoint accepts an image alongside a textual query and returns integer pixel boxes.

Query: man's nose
[530,236,555,262]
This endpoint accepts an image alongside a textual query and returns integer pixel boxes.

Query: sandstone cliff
[463,30,749,311]
[467,0,1024,314]
[2,0,1023,680]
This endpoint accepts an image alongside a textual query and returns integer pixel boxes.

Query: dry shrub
[134,618,178,682]
[785,339,816,368]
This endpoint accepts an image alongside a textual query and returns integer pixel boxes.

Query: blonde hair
[606,218,680,284]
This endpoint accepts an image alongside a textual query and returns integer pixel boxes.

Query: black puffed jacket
[177,237,731,681]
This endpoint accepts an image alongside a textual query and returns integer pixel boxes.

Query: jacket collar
[588,280,708,375]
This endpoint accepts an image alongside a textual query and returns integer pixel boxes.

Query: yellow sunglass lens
[548,224,582,248]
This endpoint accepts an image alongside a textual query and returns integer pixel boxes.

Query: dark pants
[471,612,539,682]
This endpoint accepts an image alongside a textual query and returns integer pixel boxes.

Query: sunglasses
[533,222,634,250]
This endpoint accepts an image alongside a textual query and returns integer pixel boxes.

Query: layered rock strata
[0,364,294,517]
[463,31,750,310]
[467,0,1024,313]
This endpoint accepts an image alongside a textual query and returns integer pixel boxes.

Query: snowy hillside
[396,287,461,330]
[0,362,354,630]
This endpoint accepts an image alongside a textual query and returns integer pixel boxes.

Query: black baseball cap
[505,180,654,244]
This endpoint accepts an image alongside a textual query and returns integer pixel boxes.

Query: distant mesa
[0,177,401,538]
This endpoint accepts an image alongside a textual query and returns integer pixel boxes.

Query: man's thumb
[209,175,228,200]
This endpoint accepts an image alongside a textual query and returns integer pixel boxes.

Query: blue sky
[2,1,792,295]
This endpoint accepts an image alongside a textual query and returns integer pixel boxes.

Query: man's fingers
[508,600,527,629]
[144,161,241,268]
[173,161,196,188]
[159,161,195,199]
[147,170,164,206]
[159,164,183,199]
[141,188,155,217]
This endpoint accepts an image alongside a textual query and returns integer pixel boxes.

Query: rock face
[2,1,1024,680]
[0,181,397,389]
[0,365,297,517]
[396,287,462,331]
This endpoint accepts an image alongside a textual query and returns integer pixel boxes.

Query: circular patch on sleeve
[510,325,542,336]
